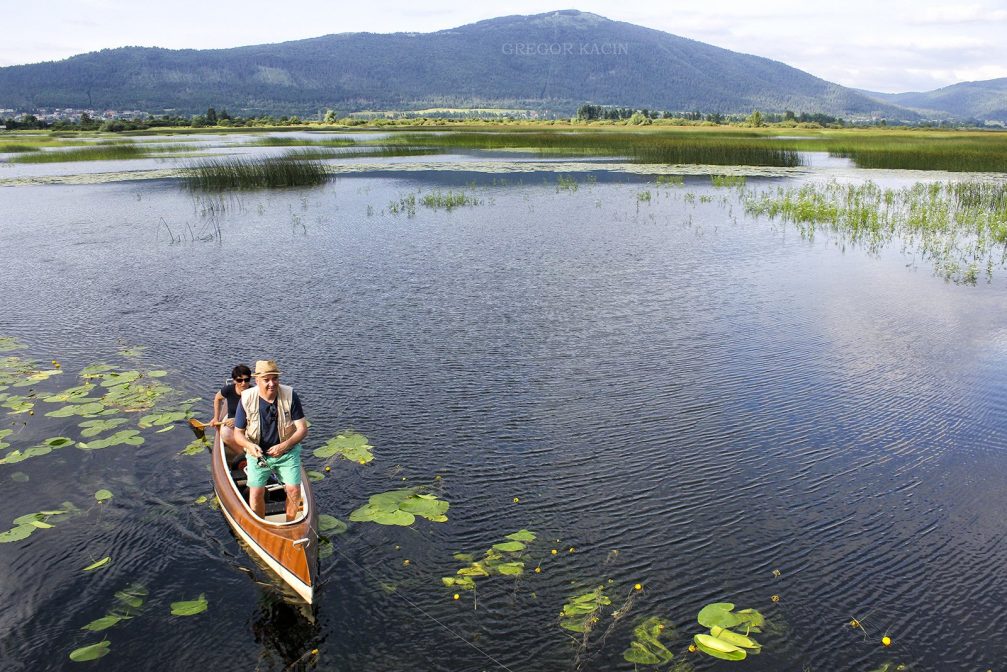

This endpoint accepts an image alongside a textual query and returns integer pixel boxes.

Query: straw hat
[253,360,282,377]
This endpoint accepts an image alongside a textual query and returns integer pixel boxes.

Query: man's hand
[266,444,286,458]
[223,418,235,428]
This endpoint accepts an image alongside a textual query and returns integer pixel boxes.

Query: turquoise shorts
[246,444,302,488]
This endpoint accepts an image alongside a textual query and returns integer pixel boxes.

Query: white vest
[240,384,295,446]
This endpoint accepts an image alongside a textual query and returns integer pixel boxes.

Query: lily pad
[95,489,113,502]
[693,633,747,661]
[79,417,129,437]
[180,438,208,456]
[318,514,348,534]
[82,613,130,631]
[0,524,35,543]
[0,337,27,352]
[43,383,98,403]
[46,401,106,418]
[170,594,208,616]
[505,529,536,542]
[314,431,374,463]
[78,430,144,450]
[492,541,526,552]
[697,602,741,629]
[138,411,188,428]
[10,472,29,482]
[349,488,449,526]
[83,556,111,571]
[115,584,148,608]
[306,470,326,481]
[69,641,111,662]
[623,616,675,665]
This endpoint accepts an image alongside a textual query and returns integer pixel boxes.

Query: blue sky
[3,0,1006,93]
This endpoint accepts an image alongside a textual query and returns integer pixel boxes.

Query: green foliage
[184,156,328,190]
[693,602,765,661]
[349,488,449,526]
[560,586,611,632]
[420,191,481,211]
[314,431,373,463]
[743,179,1007,284]
[114,584,149,609]
[443,530,537,591]
[170,594,208,616]
[69,641,111,662]
[623,616,674,665]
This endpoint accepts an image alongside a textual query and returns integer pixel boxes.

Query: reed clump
[420,191,480,211]
[183,156,329,190]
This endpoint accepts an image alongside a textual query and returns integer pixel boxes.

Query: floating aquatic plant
[78,430,144,450]
[81,612,132,632]
[68,640,111,662]
[314,431,373,463]
[0,437,75,465]
[95,489,113,502]
[79,418,129,437]
[349,488,449,526]
[561,586,613,633]
[43,383,98,403]
[692,602,765,661]
[83,556,111,572]
[10,471,28,482]
[623,616,675,665]
[443,529,537,592]
[114,584,148,609]
[318,514,348,535]
[0,337,27,353]
[180,437,208,456]
[420,190,481,211]
[0,505,75,543]
[170,594,208,616]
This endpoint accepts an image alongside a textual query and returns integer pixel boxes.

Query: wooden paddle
[188,418,211,438]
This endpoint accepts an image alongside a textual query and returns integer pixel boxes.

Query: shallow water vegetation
[693,602,765,661]
[443,529,537,592]
[10,143,148,163]
[389,130,803,167]
[420,190,481,211]
[623,616,675,665]
[184,156,328,190]
[742,179,1007,284]
[314,431,374,463]
[0,502,80,543]
[349,488,449,526]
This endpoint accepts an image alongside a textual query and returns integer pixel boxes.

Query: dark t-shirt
[234,391,304,448]
[219,384,241,418]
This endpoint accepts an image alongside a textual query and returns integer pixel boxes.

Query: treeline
[2,108,317,132]
[575,104,849,126]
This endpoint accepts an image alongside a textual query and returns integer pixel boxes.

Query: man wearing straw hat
[233,360,308,521]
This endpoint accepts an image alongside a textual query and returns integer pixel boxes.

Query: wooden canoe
[210,427,318,603]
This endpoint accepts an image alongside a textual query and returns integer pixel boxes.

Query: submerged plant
[623,616,675,666]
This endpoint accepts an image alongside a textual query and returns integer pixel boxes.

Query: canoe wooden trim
[211,427,318,603]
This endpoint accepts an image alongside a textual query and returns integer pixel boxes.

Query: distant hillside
[863,78,1007,123]
[0,10,917,119]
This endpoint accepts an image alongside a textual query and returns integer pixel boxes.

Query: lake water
[1,134,1006,671]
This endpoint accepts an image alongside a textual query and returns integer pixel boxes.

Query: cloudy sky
[3,0,1006,93]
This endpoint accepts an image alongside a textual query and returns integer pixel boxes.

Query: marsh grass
[9,144,147,163]
[711,175,747,187]
[252,137,358,147]
[389,130,803,167]
[743,179,1007,283]
[183,155,328,190]
[420,191,480,211]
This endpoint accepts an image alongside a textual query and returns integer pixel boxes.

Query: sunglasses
[234,377,251,383]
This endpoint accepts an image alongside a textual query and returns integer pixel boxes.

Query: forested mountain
[0,10,919,119]
[863,79,1007,123]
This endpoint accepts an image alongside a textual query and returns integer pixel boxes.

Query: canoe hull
[210,430,318,603]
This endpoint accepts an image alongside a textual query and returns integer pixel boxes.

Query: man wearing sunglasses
[233,360,308,520]
[211,364,253,459]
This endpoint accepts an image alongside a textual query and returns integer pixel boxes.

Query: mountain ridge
[0,10,995,120]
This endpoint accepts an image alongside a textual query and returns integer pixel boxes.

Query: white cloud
[910,4,1007,23]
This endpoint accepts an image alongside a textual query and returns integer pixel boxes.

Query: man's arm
[232,403,262,457]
